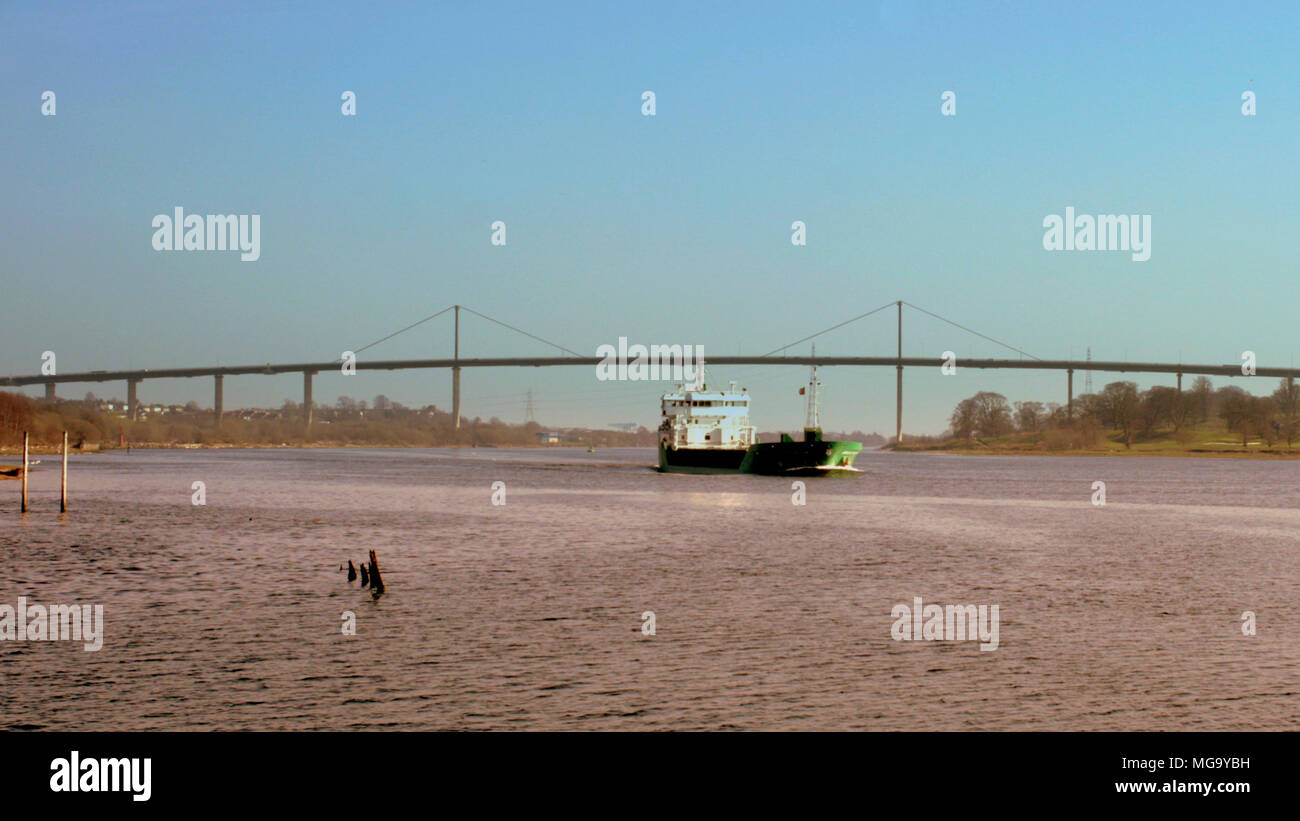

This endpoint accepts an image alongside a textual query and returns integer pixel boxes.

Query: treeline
[948,376,1300,449]
[0,392,657,448]
[0,392,119,448]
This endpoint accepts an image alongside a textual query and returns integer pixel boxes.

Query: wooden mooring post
[61,431,69,512]
[21,431,29,513]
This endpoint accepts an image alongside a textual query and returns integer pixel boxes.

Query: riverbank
[891,426,1300,458]
[0,441,609,455]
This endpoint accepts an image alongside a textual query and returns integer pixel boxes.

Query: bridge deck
[1,356,1289,386]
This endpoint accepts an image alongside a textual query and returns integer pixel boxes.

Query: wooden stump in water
[346,559,357,582]
[368,549,385,594]
[358,562,369,586]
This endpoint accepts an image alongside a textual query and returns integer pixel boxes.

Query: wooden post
[61,430,68,512]
[21,432,29,513]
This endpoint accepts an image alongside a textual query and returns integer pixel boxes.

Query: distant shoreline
[0,442,619,455]
[889,444,1300,459]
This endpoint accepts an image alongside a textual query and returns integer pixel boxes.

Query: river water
[2,447,1296,730]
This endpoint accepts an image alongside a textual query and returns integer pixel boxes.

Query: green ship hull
[658,435,862,476]
[738,438,862,476]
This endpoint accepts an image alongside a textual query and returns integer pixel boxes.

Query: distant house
[536,432,560,444]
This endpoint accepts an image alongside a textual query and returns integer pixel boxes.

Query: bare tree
[949,397,977,440]
[1167,391,1196,434]
[1190,376,1213,423]
[1221,392,1275,448]
[1141,386,1188,436]
[1272,377,1300,447]
[1098,381,1141,447]
[1015,401,1045,432]
[972,392,1013,438]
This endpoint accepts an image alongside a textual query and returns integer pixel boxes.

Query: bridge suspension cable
[345,305,455,358]
[761,301,897,357]
[759,298,1041,362]
[902,301,1041,361]
[459,306,584,358]
[340,304,584,361]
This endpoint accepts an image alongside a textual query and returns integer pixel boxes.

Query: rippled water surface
[2,447,1297,730]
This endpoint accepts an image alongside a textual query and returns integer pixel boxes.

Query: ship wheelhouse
[659,382,756,450]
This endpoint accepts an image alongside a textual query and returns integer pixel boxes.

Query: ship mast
[805,345,822,433]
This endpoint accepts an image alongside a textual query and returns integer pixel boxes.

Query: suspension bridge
[1,302,1290,442]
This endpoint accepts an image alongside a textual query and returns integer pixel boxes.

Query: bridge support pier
[895,366,903,444]
[45,382,55,401]
[1067,369,1073,420]
[303,371,315,432]
[214,375,223,426]
[452,305,461,429]
[452,368,461,429]
[1177,372,1182,392]
[894,301,903,444]
[127,378,140,421]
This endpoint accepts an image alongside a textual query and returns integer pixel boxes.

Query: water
[2,447,1297,730]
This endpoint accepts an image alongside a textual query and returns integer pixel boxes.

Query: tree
[0,391,35,446]
[1098,382,1141,447]
[949,397,977,440]
[1043,402,1067,428]
[1221,392,1274,448]
[1272,377,1300,447]
[1140,386,1181,436]
[1190,376,1213,423]
[1167,391,1196,434]
[1014,401,1044,432]
[970,392,1013,438]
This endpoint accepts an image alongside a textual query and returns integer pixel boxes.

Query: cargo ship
[656,364,862,475]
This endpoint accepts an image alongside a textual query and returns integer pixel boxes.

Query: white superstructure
[659,381,757,449]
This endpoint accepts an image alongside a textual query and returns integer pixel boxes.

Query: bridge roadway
[2,356,1289,437]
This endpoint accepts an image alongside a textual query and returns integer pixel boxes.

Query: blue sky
[3,1,1298,434]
